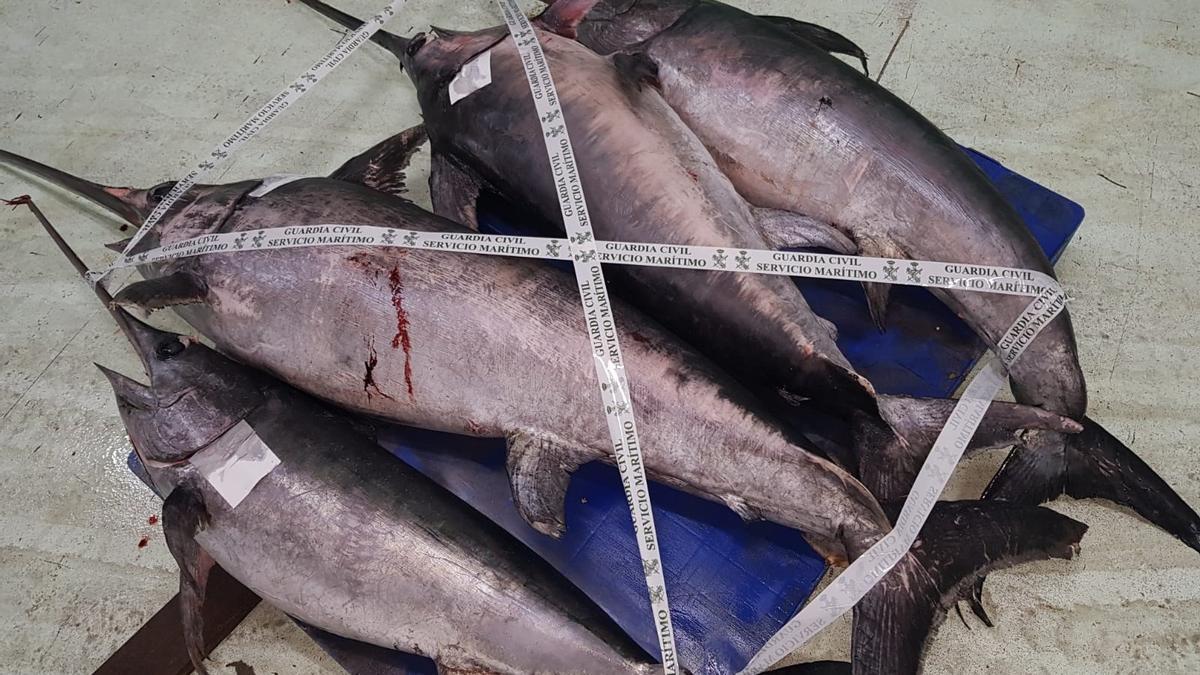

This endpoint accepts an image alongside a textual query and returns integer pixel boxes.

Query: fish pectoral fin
[111,271,208,312]
[328,124,428,198]
[852,234,907,331]
[506,430,598,538]
[752,207,856,255]
[162,485,216,675]
[430,152,484,231]
[759,16,870,76]
[612,52,662,91]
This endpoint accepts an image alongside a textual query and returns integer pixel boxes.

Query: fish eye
[154,338,186,361]
[148,181,178,202]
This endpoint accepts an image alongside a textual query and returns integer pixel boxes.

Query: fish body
[7,144,1087,675]
[390,18,884,421]
[26,202,657,674]
[151,177,891,553]
[540,0,1200,563]
[548,0,1083,417]
[178,385,659,674]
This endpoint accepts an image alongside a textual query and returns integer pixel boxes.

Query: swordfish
[533,0,1200,557]
[31,204,660,675]
[295,0,888,431]
[293,0,1084,502]
[2,144,1085,673]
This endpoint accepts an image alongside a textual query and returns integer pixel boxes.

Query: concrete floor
[0,0,1196,673]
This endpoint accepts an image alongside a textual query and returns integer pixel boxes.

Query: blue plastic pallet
[129,148,1083,674]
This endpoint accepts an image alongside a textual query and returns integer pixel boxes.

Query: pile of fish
[4,0,1197,673]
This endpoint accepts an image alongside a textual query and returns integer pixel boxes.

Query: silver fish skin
[538,0,1200,621]
[163,178,889,554]
[290,2,1100,507]
[27,202,658,674]
[397,21,883,422]
[0,142,887,560]
[175,386,661,674]
[11,150,1089,675]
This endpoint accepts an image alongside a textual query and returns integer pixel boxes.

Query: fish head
[0,149,259,253]
[535,0,696,54]
[400,25,510,109]
[98,310,264,468]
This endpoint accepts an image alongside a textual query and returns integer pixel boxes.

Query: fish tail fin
[295,0,411,61]
[852,500,1086,673]
[849,395,1084,500]
[985,418,1200,552]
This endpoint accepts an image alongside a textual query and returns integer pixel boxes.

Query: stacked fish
[4,1,1197,673]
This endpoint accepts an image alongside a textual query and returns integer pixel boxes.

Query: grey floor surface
[0,0,1197,673]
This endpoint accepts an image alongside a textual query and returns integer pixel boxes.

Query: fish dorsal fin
[162,485,216,675]
[537,0,603,38]
[759,16,870,75]
[329,124,428,199]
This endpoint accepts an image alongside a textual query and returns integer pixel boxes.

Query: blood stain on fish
[362,341,395,402]
[136,536,150,548]
[388,266,415,399]
[346,252,382,281]
[147,515,159,525]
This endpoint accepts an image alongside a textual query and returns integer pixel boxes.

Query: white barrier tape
[495,1,679,671]
[84,0,407,285]
[100,221,1065,301]
[738,288,1066,675]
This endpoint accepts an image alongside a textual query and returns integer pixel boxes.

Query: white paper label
[449,50,493,105]
[249,174,313,197]
[189,420,281,508]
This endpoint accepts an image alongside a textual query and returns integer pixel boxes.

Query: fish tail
[295,0,412,61]
[851,500,1086,674]
[985,418,1200,552]
[847,395,1083,501]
